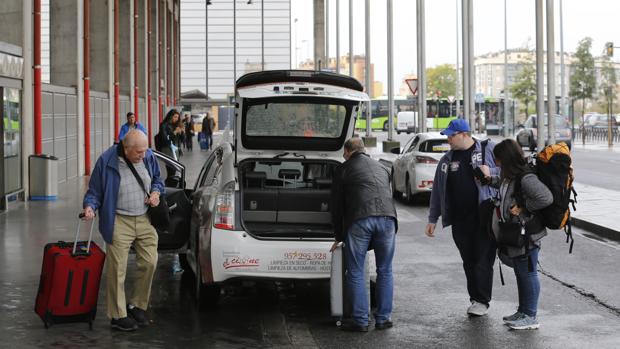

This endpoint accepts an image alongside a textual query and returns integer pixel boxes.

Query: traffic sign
[405,78,418,96]
[447,95,456,104]
[475,93,485,104]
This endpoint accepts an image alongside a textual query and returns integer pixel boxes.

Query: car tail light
[415,156,438,164]
[214,181,235,230]
[418,180,433,189]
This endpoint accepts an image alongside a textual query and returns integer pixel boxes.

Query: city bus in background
[355,96,501,133]
[355,96,414,131]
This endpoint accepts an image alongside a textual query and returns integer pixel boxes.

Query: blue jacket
[428,139,499,228]
[118,122,147,140]
[83,144,165,244]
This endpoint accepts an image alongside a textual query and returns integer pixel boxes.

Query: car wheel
[397,131,401,135]
[391,170,402,199]
[179,253,189,271]
[405,174,414,204]
[193,236,221,308]
[383,121,389,131]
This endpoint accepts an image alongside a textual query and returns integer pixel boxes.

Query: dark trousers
[451,214,497,306]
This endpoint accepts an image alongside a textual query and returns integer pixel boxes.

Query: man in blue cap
[425,119,499,316]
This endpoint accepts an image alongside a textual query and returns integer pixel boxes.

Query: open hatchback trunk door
[235,70,369,161]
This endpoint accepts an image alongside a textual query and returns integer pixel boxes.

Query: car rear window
[245,101,350,138]
[419,140,450,153]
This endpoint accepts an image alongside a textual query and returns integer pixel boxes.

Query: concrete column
[23,0,33,197]
[108,0,115,144]
[90,0,109,93]
[0,0,23,47]
[50,0,84,175]
[119,0,131,96]
[138,0,146,102]
[313,0,325,69]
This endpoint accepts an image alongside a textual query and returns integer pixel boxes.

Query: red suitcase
[35,215,105,329]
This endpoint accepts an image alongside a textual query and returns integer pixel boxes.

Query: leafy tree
[598,55,617,113]
[426,64,456,99]
[509,52,536,122]
[569,37,596,144]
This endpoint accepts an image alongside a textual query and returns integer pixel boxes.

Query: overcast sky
[291,0,620,93]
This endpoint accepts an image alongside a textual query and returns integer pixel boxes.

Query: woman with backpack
[480,139,553,330]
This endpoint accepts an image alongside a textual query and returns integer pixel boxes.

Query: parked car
[588,114,618,129]
[153,70,369,303]
[515,114,572,151]
[390,132,449,203]
[396,111,417,134]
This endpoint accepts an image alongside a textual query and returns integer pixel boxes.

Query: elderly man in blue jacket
[82,130,164,331]
[425,119,499,317]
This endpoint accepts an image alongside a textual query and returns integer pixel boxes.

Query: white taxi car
[156,70,369,304]
[390,132,449,203]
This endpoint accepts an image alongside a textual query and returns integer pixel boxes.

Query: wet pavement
[1,136,620,348]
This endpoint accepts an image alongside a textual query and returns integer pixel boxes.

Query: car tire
[397,131,401,135]
[193,236,221,308]
[179,253,190,271]
[391,170,402,199]
[383,121,389,131]
[405,174,414,204]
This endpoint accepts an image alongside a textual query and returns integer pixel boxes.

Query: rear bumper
[209,228,332,283]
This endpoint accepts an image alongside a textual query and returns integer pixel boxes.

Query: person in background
[183,115,194,151]
[118,112,147,141]
[202,113,215,150]
[481,139,552,330]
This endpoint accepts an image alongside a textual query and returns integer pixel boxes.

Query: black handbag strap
[119,145,150,198]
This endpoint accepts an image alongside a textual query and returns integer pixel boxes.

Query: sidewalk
[365,136,620,241]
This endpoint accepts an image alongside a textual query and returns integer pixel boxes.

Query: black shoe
[339,321,369,332]
[110,317,138,331]
[127,305,149,326]
[375,321,393,330]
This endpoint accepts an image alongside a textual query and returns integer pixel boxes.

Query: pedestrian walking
[184,115,194,151]
[81,130,164,331]
[118,112,147,141]
[480,139,552,330]
[425,119,499,316]
[330,137,398,332]
[155,109,183,178]
[202,113,215,150]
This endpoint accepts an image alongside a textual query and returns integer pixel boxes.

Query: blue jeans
[344,216,396,326]
[512,247,540,317]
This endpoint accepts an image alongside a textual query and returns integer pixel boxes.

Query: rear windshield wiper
[274,152,290,158]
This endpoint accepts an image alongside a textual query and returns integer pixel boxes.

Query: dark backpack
[515,142,577,253]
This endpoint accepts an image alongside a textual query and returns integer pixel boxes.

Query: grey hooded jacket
[490,173,553,257]
[428,139,500,228]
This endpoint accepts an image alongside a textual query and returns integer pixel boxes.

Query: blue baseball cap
[440,119,470,136]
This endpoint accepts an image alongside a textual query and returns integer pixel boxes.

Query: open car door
[153,151,192,250]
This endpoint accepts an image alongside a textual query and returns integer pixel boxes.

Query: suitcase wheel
[336,319,342,327]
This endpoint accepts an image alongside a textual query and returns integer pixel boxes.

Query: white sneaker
[467,301,489,316]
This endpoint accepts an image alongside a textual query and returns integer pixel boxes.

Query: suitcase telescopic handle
[74,213,96,255]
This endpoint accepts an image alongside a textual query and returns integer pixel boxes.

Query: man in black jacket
[330,138,398,332]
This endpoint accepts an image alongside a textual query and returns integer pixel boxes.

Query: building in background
[299,54,376,97]
[474,49,620,101]
[180,0,291,102]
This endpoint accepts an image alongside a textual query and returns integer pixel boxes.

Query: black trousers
[451,213,497,306]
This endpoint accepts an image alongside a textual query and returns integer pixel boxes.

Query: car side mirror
[390,147,401,155]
